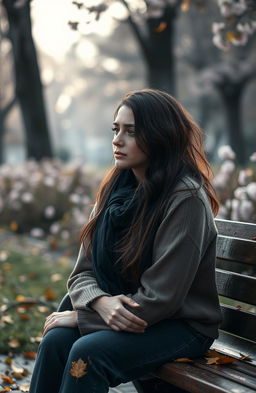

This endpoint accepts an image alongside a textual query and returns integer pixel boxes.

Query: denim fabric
[29,320,213,393]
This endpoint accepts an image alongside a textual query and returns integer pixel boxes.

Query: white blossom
[238,169,253,186]
[50,222,60,235]
[30,228,45,238]
[238,200,254,221]
[218,145,236,160]
[246,182,256,201]
[249,152,256,162]
[21,192,34,203]
[61,230,70,240]
[69,194,81,204]
[234,187,247,200]
[220,160,236,174]
[231,198,240,220]
[44,206,56,219]
[44,176,55,187]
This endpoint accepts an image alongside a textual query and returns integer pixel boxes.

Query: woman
[30,89,222,393]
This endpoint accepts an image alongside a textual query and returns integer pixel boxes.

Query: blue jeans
[29,319,213,393]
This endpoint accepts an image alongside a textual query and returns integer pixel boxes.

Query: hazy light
[108,2,129,20]
[75,39,99,67]
[55,94,72,113]
[41,68,54,85]
[102,58,121,73]
[31,0,80,60]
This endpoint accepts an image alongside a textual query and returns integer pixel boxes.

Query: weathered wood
[215,219,256,241]
[216,269,256,305]
[219,305,256,342]
[153,362,256,393]
[216,236,256,265]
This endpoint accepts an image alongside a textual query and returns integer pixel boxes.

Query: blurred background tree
[1,0,52,162]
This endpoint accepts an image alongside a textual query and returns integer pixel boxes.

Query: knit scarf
[92,170,140,295]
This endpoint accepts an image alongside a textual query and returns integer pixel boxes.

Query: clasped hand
[91,294,148,333]
[42,295,147,337]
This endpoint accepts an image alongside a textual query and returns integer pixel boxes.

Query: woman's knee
[39,327,79,352]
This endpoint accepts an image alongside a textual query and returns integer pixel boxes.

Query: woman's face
[112,105,148,181]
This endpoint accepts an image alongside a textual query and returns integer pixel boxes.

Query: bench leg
[133,378,189,393]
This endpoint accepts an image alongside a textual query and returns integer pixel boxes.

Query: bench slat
[153,362,256,393]
[213,331,256,367]
[194,361,256,391]
[220,305,256,341]
[216,269,256,305]
[216,236,256,265]
[215,219,256,240]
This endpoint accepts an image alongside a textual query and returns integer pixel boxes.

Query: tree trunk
[218,86,246,165]
[126,4,178,95]
[3,0,53,160]
[145,5,177,94]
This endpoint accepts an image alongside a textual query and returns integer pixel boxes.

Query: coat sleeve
[124,196,209,326]
[67,245,111,309]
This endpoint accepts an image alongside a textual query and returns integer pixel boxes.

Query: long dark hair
[81,89,219,281]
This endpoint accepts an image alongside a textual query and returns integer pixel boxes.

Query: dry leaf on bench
[174,358,193,363]
[70,358,88,378]
[206,355,237,365]
[239,353,252,361]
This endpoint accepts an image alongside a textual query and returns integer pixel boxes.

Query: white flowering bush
[213,146,256,222]
[0,159,101,251]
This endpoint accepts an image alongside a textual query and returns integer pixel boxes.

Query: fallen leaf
[4,358,12,366]
[1,375,15,384]
[239,353,252,361]
[18,384,30,392]
[8,338,20,349]
[154,22,167,33]
[1,315,14,326]
[10,222,18,231]
[28,272,38,279]
[205,355,237,365]
[23,352,36,359]
[16,295,26,302]
[11,372,23,380]
[30,336,42,343]
[3,263,12,271]
[70,358,88,378]
[51,273,63,282]
[174,358,193,363]
[0,251,9,261]
[180,0,191,12]
[19,314,30,321]
[44,287,56,301]
[37,306,49,313]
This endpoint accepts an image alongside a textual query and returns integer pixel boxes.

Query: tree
[2,0,53,161]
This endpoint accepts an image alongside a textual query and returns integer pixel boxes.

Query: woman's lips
[114,152,126,158]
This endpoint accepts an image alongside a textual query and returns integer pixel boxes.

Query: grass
[0,248,72,354]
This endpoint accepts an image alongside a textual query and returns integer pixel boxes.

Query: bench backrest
[215,219,256,344]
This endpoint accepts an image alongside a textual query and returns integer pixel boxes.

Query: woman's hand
[91,295,148,333]
[42,310,78,337]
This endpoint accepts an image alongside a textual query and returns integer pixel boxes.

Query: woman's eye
[127,129,136,136]
[111,127,119,134]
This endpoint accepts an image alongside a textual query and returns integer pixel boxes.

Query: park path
[0,354,137,393]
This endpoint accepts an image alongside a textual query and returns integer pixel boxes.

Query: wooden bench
[59,218,256,393]
[134,218,256,393]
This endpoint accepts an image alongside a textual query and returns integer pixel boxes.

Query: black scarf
[92,170,140,295]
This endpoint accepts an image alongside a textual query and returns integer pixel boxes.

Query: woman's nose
[112,133,124,147]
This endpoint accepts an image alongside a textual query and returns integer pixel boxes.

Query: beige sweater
[67,177,222,338]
